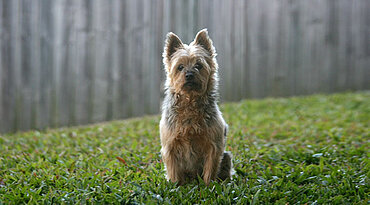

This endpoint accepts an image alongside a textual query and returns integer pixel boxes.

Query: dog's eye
[177,65,184,71]
[194,63,203,70]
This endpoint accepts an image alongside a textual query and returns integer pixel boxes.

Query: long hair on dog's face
[163,29,219,97]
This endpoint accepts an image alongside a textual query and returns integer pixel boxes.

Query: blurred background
[0,0,369,133]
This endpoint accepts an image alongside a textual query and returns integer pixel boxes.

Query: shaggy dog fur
[160,29,232,185]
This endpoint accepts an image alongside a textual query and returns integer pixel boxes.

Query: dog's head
[163,29,218,97]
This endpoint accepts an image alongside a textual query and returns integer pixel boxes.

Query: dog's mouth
[184,82,196,87]
[183,81,200,91]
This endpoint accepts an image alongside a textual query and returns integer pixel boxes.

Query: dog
[160,29,232,185]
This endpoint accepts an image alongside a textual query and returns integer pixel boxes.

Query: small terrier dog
[160,29,232,185]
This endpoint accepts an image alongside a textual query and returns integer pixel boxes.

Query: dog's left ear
[163,32,183,65]
[194,29,216,57]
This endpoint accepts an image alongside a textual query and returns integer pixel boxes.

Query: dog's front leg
[202,148,220,185]
[164,154,183,184]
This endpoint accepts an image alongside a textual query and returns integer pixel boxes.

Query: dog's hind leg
[217,151,232,180]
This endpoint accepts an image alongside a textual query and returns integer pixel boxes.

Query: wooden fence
[1,0,369,133]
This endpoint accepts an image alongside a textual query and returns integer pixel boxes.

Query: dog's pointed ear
[194,29,215,56]
[163,32,183,64]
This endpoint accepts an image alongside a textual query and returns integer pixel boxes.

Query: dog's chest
[171,100,210,136]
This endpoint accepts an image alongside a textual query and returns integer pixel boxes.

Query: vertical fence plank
[301,0,313,95]
[327,0,340,93]
[235,0,244,101]
[38,0,53,129]
[109,0,118,120]
[131,0,144,116]
[311,0,326,94]
[11,0,22,131]
[0,0,3,132]
[290,0,302,96]
[352,0,367,90]
[216,0,228,100]
[318,1,331,94]
[51,0,64,127]
[157,0,166,106]
[242,0,251,99]
[20,0,30,130]
[104,0,114,121]
[272,0,286,97]
[248,0,260,98]
[86,0,97,123]
[266,0,279,97]
[153,0,164,114]
[74,0,87,124]
[237,0,246,100]
[116,0,129,119]
[30,0,41,129]
[66,0,78,126]
[94,0,110,122]
[57,0,75,127]
[361,0,370,90]
[142,0,151,114]
[125,0,134,117]
[107,0,119,120]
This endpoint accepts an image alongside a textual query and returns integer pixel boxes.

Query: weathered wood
[94,0,110,122]
[38,0,53,130]
[107,0,119,121]
[74,0,88,125]
[51,0,64,127]
[20,0,31,130]
[0,0,3,132]
[12,0,22,131]
[85,0,96,123]
[116,0,129,119]
[30,0,41,129]
[0,0,369,133]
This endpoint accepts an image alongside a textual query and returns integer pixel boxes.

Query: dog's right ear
[163,32,183,65]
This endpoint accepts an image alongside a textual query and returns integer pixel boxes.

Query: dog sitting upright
[160,29,232,185]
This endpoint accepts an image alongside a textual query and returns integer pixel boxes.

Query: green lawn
[0,92,369,204]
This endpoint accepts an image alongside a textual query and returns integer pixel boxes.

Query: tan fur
[160,29,232,185]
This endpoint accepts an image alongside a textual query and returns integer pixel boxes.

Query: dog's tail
[218,151,234,180]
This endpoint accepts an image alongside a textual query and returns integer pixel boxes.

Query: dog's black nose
[185,71,194,80]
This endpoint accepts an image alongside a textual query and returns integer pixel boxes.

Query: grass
[0,92,369,204]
